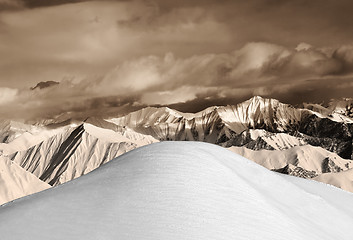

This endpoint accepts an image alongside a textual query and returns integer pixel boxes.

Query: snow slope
[0,156,49,205]
[314,168,353,192]
[229,145,353,176]
[1,142,353,240]
[0,125,73,155]
[9,123,158,186]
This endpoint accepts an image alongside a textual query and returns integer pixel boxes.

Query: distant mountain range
[108,96,353,158]
[0,96,352,204]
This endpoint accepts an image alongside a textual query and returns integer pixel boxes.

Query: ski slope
[1,142,353,240]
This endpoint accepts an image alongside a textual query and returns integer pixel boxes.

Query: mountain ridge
[0,96,352,204]
[106,96,353,159]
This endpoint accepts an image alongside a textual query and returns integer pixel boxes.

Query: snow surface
[1,142,353,240]
[0,156,49,205]
[314,168,353,192]
[229,144,353,174]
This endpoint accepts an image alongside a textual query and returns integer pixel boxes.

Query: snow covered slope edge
[1,142,353,240]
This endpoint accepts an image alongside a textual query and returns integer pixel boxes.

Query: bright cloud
[0,88,18,105]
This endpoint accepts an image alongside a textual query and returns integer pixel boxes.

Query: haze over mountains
[0,96,353,204]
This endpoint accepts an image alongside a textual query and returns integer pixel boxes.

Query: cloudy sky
[0,0,353,120]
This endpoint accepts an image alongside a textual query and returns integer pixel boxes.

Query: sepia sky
[0,0,353,120]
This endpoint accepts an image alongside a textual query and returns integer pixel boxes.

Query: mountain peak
[244,95,282,106]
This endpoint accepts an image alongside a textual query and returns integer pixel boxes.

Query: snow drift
[1,142,353,240]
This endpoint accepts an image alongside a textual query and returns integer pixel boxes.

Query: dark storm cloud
[22,0,91,8]
[0,0,24,11]
[0,0,352,119]
[0,79,141,120]
[168,77,353,113]
[3,41,352,120]
[141,0,353,47]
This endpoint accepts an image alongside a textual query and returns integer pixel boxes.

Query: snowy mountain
[108,96,353,159]
[107,96,304,141]
[3,123,157,186]
[1,142,353,240]
[328,98,353,118]
[229,145,353,178]
[314,168,353,193]
[0,156,49,205]
[0,96,352,204]
[220,129,306,150]
[0,120,45,143]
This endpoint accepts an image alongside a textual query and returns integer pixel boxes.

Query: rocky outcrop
[273,164,318,178]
